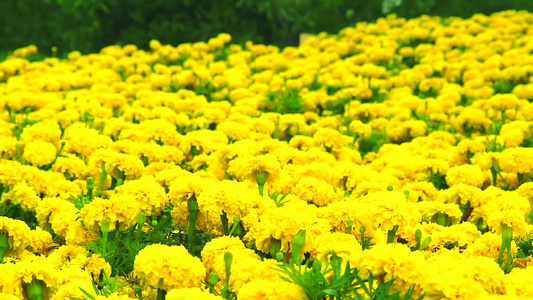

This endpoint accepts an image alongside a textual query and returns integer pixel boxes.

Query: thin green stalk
[187,195,199,250]
[0,232,9,263]
[95,162,107,197]
[387,225,399,244]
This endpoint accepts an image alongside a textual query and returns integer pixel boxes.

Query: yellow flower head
[79,195,141,232]
[237,279,308,300]
[22,140,56,167]
[166,288,222,300]
[134,244,206,290]
[0,216,31,258]
[115,176,169,217]
[446,164,485,188]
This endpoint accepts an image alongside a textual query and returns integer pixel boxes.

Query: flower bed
[1,9,533,300]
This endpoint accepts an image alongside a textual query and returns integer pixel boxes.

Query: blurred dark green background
[1,0,532,55]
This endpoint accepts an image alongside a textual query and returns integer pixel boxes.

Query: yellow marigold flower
[28,227,55,255]
[64,126,112,158]
[50,279,96,300]
[415,222,480,252]
[348,120,372,138]
[463,232,517,263]
[115,176,169,217]
[64,221,98,246]
[503,267,533,296]
[217,121,251,141]
[310,232,360,267]
[0,292,26,300]
[79,194,141,232]
[0,136,17,160]
[227,154,281,184]
[237,279,308,300]
[167,287,222,300]
[361,191,421,235]
[180,130,228,155]
[423,268,487,300]
[498,147,533,175]
[197,180,272,222]
[351,243,428,298]
[36,197,77,236]
[319,198,377,239]
[403,181,438,202]
[1,181,41,211]
[134,244,206,290]
[200,236,257,282]
[517,182,533,206]
[243,201,330,255]
[83,254,112,282]
[20,121,62,146]
[167,173,213,206]
[417,201,463,225]
[313,128,350,152]
[483,193,530,237]
[426,254,504,296]
[1,257,59,299]
[445,164,485,188]
[230,257,283,292]
[22,140,56,167]
[47,244,88,267]
[103,152,145,180]
[0,216,31,259]
[291,176,343,206]
[51,154,88,179]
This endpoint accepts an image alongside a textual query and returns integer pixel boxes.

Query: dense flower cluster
[1,9,533,299]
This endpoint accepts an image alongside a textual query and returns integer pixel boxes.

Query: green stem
[497,224,513,271]
[187,195,199,250]
[115,170,126,188]
[0,232,9,263]
[95,162,107,197]
[387,225,399,244]
[221,212,229,236]
[436,213,448,226]
[23,279,44,300]
[156,289,166,300]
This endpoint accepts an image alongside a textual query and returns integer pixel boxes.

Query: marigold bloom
[483,193,530,237]
[22,140,56,167]
[79,194,141,232]
[243,201,330,255]
[0,216,31,259]
[237,279,308,300]
[498,147,533,175]
[1,256,59,299]
[227,154,281,184]
[291,176,343,206]
[445,164,485,188]
[1,181,41,211]
[350,243,428,297]
[166,288,222,300]
[115,176,169,217]
[134,244,206,290]
[197,180,273,222]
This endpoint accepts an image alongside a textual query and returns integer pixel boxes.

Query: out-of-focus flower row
[1,9,533,300]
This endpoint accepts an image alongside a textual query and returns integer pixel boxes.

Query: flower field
[2,9,533,300]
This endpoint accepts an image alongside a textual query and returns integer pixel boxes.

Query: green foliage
[515,230,533,259]
[84,208,212,277]
[357,129,387,158]
[278,258,423,300]
[3,0,532,55]
[262,88,305,114]
[0,201,38,230]
[425,170,449,190]
[71,270,128,300]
